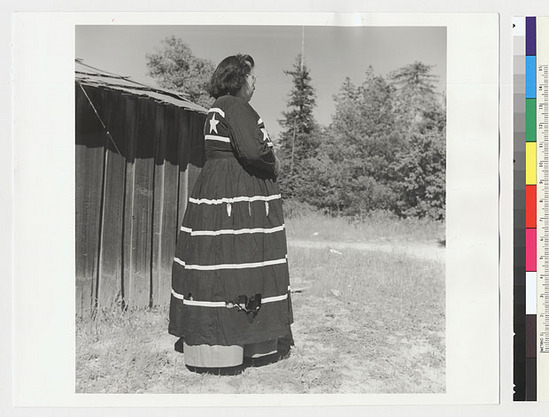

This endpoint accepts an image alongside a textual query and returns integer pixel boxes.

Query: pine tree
[389,61,440,136]
[334,69,400,215]
[330,77,361,141]
[279,55,318,158]
[389,61,446,220]
[278,54,318,199]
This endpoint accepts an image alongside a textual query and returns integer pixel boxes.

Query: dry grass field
[76,212,445,393]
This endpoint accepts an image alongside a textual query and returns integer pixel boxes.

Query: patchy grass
[76,240,445,394]
[285,209,445,245]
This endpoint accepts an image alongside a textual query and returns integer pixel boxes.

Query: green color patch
[526,99,537,142]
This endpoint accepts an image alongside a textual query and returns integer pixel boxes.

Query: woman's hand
[274,154,280,177]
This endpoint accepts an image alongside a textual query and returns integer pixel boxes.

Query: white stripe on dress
[173,256,287,271]
[180,224,285,236]
[184,298,226,307]
[209,107,226,117]
[171,287,290,307]
[249,350,278,358]
[205,134,231,143]
[189,194,281,205]
[262,293,289,304]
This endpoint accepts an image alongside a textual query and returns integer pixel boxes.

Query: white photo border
[12,11,499,406]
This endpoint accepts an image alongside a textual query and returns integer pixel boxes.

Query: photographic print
[75,24,447,394]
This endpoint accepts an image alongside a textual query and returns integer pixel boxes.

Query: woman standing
[169,54,293,372]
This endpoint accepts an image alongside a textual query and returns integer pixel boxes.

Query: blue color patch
[526,55,537,98]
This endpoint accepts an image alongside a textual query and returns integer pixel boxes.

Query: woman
[169,54,293,372]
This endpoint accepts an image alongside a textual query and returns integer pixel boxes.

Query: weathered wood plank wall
[75,86,104,314]
[98,90,126,309]
[75,84,206,316]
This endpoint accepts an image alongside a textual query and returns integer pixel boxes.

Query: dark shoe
[185,364,245,376]
[174,337,184,353]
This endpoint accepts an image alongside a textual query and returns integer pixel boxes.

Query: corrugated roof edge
[75,58,208,114]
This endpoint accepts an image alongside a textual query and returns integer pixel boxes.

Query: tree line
[146,37,446,221]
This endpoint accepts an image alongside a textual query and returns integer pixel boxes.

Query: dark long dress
[168,95,293,365]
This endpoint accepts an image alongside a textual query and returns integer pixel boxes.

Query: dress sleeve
[225,99,276,176]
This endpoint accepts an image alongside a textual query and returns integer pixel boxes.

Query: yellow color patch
[526,142,537,185]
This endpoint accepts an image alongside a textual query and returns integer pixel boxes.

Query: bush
[281,198,318,219]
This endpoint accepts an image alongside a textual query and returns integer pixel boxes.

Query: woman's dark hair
[208,54,255,99]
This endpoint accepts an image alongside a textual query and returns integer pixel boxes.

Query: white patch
[180,225,285,236]
[180,256,287,271]
[171,288,291,307]
[189,194,281,205]
[209,113,220,133]
[205,134,230,143]
[208,107,226,118]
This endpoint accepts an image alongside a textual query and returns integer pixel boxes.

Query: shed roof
[75,58,207,114]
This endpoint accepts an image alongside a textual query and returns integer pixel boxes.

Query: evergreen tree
[146,36,215,108]
[330,77,361,141]
[279,55,318,158]
[389,61,446,219]
[331,68,399,160]
[322,68,401,216]
[278,54,319,199]
[389,61,440,136]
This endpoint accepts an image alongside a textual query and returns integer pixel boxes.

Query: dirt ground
[76,240,445,394]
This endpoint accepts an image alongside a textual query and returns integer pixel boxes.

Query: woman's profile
[168,54,294,373]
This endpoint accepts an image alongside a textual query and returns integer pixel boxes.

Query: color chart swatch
[514,16,549,402]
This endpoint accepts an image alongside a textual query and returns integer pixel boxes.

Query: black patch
[174,337,184,353]
[233,293,262,317]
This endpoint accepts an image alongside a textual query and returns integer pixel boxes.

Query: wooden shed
[75,59,207,316]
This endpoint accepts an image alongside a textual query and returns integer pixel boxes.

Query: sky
[76,25,446,138]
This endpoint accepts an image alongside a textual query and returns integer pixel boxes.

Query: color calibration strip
[526,15,537,401]
[514,16,549,401]
[513,16,527,401]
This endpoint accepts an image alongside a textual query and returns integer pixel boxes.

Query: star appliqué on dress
[209,114,220,134]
